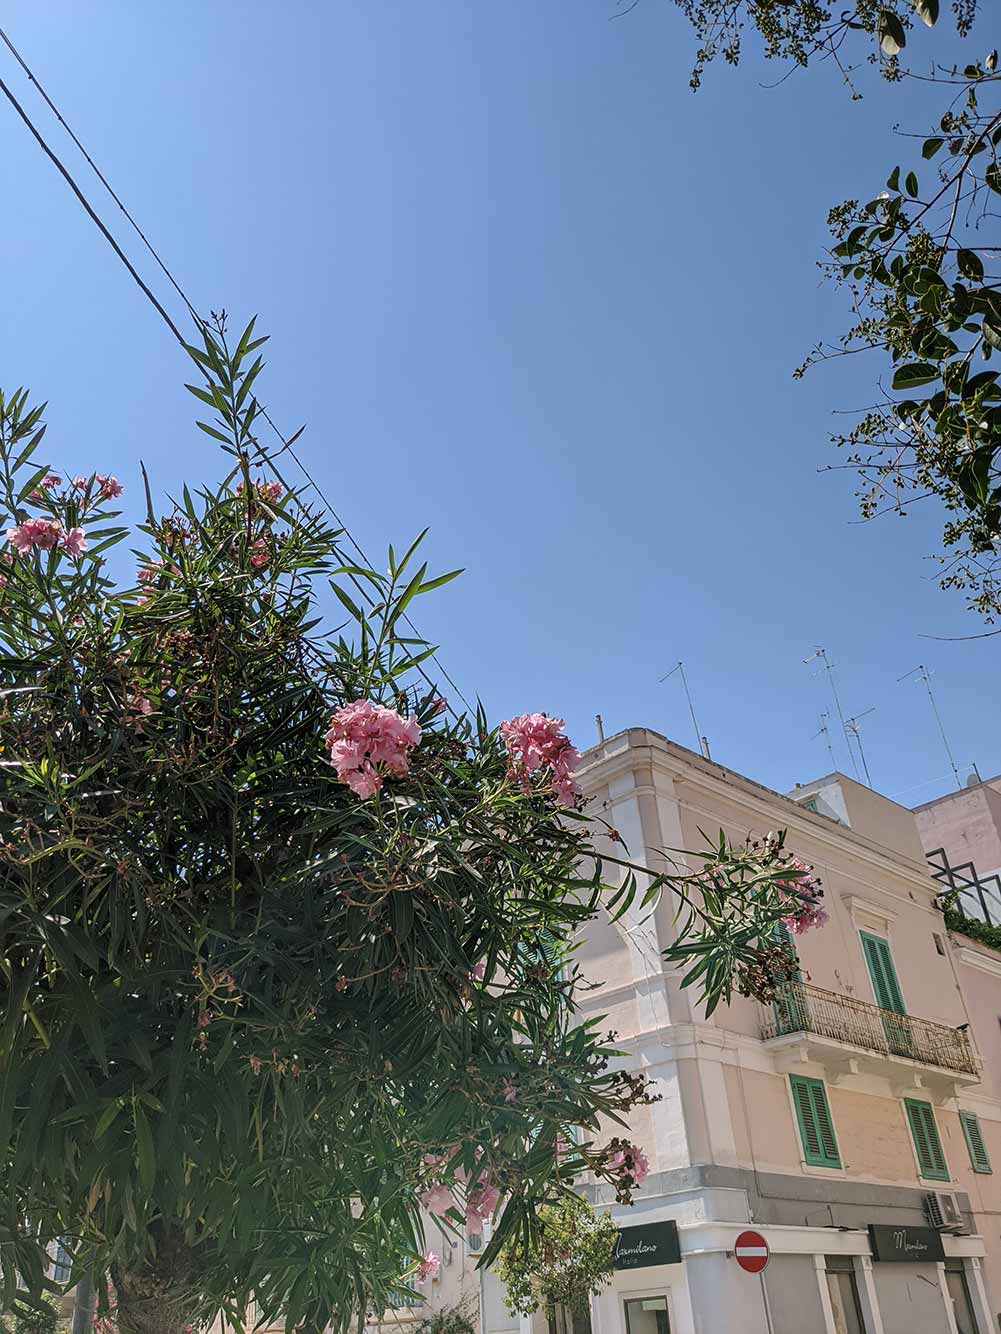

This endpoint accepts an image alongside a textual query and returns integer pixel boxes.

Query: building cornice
[580,732,940,909]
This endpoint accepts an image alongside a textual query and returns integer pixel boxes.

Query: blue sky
[1,2,996,807]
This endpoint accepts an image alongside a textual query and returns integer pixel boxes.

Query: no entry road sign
[734,1230,769,1274]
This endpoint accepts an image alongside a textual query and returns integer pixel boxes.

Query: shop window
[789,1075,842,1169]
[623,1296,670,1334]
[944,1259,979,1334]
[960,1109,992,1174]
[824,1257,865,1334]
[904,1098,950,1181]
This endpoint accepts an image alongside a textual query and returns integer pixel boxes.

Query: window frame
[789,1074,842,1170]
[959,1109,992,1174]
[903,1097,950,1182]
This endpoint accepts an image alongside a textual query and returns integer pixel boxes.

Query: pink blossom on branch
[465,1180,500,1227]
[62,527,87,558]
[499,712,581,806]
[607,1141,650,1187]
[95,474,123,499]
[419,1183,457,1218]
[8,518,63,554]
[324,699,422,798]
[775,857,828,935]
[415,1251,440,1282]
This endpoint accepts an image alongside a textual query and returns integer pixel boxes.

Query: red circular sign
[734,1230,769,1273]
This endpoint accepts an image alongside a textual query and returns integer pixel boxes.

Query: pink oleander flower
[432,696,447,715]
[95,474,123,499]
[501,1078,517,1105]
[499,712,581,807]
[324,699,422,797]
[419,1183,457,1218]
[466,1181,500,1226]
[70,476,88,490]
[775,857,828,935]
[30,475,63,501]
[250,538,270,569]
[608,1142,650,1187]
[416,1251,440,1282]
[236,477,283,503]
[126,692,154,733]
[61,527,87,557]
[8,517,62,554]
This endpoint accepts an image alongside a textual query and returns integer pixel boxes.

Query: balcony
[761,980,980,1092]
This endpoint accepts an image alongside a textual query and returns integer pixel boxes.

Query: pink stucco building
[386,730,1001,1334]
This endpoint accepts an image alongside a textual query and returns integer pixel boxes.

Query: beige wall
[915,780,1001,875]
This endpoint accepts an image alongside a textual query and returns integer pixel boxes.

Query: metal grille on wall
[926,847,1001,926]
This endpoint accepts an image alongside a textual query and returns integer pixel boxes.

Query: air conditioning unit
[924,1191,966,1233]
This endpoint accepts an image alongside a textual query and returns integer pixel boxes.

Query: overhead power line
[0,29,473,715]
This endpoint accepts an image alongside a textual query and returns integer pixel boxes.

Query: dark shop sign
[867,1225,945,1263]
[613,1221,682,1270]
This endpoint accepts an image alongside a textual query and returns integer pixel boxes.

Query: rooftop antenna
[813,711,836,770]
[803,647,860,781]
[595,713,605,744]
[659,661,710,759]
[845,708,876,789]
[897,664,961,790]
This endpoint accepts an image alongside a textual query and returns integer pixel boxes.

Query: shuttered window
[960,1109,992,1174]
[790,1075,841,1169]
[905,1099,950,1181]
[860,931,906,1014]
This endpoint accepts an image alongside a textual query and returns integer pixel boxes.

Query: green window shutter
[960,1110,992,1174]
[861,931,906,1015]
[905,1099,950,1181]
[790,1075,841,1168]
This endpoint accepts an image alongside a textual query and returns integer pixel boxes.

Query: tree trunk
[110,1229,205,1334]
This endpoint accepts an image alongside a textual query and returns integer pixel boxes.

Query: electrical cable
[0,31,473,714]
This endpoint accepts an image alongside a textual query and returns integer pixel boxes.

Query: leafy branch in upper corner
[799,61,1001,617]
[622,0,980,90]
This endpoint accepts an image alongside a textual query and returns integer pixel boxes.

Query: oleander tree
[0,318,820,1334]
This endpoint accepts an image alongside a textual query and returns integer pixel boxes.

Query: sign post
[734,1230,770,1274]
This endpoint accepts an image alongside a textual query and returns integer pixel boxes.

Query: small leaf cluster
[494,1193,617,1318]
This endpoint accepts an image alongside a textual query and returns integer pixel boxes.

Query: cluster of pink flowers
[29,474,62,500]
[69,474,123,499]
[236,477,284,503]
[775,857,828,935]
[499,712,580,806]
[607,1141,650,1188]
[415,1251,440,1282]
[250,538,270,569]
[324,699,422,798]
[419,1150,501,1227]
[7,518,86,558]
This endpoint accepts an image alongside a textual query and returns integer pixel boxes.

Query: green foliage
[802,68,1001,617]
[0,318,799,1334]
[651,0,980,90]
[4,1294,67,1334]
[943,906,1001,951]
[494,1194,617,1317]
[413,1305,476,1334]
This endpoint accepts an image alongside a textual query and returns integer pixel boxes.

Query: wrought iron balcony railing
[761,980,979,1077]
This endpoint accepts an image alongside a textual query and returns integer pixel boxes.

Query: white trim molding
[954,946,1001,980]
